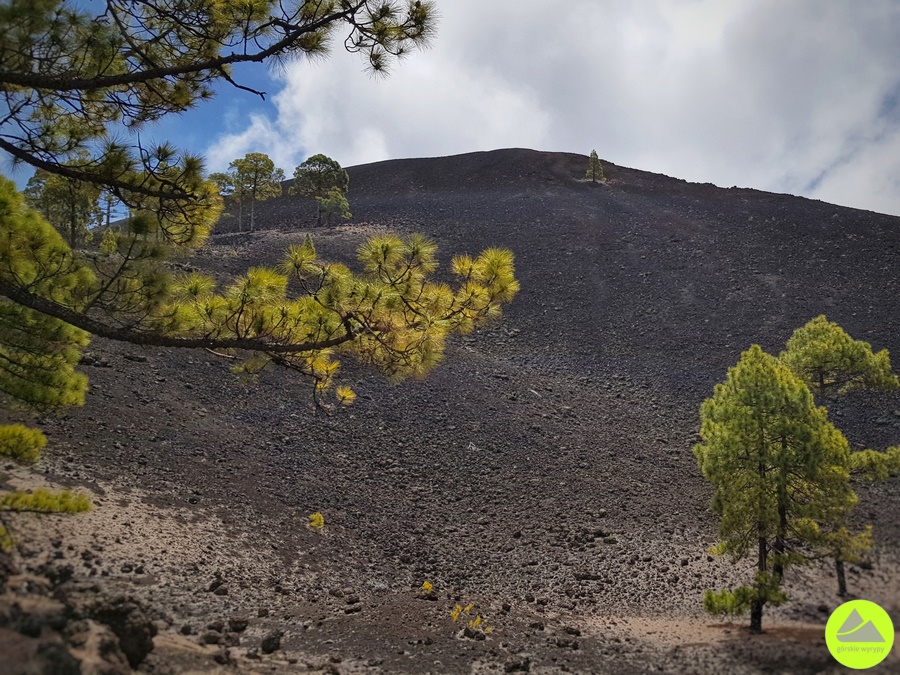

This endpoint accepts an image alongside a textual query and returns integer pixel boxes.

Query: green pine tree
[780,316,899,594]
[24,166,101,248]
[291,154,350,225]
[316,187,352,225]
[695,345,857,632]
[229,153,284,232]
[780,315,898,392]
[585,150,604,183]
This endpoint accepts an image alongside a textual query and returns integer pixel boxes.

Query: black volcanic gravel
[16,148,900,673]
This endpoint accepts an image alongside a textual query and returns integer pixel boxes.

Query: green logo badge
[826,599,895,669]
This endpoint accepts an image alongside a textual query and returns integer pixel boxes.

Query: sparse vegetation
[0,424,90,550]
[450,602,493,637]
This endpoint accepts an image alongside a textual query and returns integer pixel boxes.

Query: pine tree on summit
[585,150,604,183]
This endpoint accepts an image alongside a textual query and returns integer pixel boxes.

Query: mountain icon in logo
[836,608,886,643]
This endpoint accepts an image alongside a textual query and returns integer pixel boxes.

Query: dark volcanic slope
[33,149,900,673]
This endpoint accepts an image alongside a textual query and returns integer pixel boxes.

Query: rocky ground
[3,149,900,673]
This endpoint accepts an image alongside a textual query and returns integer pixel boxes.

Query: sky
[139,1,900,216]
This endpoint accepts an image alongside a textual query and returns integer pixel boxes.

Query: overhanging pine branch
[0,278,356,353]
[0,5,360,92]
[0,138,191,202]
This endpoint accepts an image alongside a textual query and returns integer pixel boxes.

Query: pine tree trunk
[836,557,847,597]
[69,204,77,248]
[751,453,768,634]
[250,189,256,231]
[773,506,786,580]
[773,452,788,581]
[750,536,767,633]
[238,198,243,232]
[750,599,763,633]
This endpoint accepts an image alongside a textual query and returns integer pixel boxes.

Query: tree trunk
[238,197,243,232]
[773,451,788,581]
[751,452,768,634]
[69,204,77,248]
[773,508,786,581]
[750,536,767,633]
[750,599,763,633]
[836,557,847,597]
[250,188,256,231]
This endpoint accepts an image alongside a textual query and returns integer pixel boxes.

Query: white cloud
[205,0,900,215]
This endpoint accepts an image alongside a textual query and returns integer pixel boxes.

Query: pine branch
[0,277,358,354]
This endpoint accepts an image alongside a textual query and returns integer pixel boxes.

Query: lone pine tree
[585,150,604,183]
[316,187,352,225]
[695,345,856,632]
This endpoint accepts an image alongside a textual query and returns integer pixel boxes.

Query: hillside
[5,148,900,673]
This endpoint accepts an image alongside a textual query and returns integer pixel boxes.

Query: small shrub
[450,601,493,636]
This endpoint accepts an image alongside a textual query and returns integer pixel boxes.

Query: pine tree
[780,315,898,392]
[695,345,856,632]
[780,316,899,594]
[229,153,284,232]
[316,187,352,225]
[0,177,91,407]
[23,166,101,247]
[585,150,604,183]
[292,154,350,225]
[208,172,235,202]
